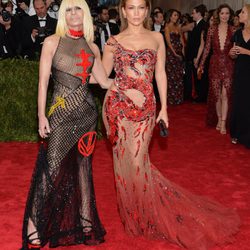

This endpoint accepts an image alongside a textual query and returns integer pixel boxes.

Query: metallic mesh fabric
[21,36,105,249]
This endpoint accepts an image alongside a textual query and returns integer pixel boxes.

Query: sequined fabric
[200,25,235,127]
[166,32,184,105]
[103,36,240,249]
[21,36,105,249]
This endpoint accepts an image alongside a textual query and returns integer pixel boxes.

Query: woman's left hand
[156,108,169,128]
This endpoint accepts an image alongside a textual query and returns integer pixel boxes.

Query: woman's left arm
[89,43,113,89]
[154,32,169,127]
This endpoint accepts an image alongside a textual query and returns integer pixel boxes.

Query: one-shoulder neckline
[111,36,157,54]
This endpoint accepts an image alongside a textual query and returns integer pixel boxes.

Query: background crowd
[0,0,249,149]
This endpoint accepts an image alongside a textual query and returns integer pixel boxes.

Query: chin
[131,20,144,26]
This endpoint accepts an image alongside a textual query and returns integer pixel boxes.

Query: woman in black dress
[164,9,185,105]
[21,0,111,249]
[229,4,250,148]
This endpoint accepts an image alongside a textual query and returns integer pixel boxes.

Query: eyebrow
[126,4,146,7]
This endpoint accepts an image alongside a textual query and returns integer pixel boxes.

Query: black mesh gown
[21,35,106,249]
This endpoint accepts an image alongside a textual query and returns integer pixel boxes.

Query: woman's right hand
[229,43,239,58]
[38,116,50,138]
[197,67,203,80]
[229,46,237,57]
[174,53,183,61]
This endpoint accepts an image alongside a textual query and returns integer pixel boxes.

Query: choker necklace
[69,29,84,38]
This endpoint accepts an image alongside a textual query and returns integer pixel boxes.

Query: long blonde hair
[56,0,94,42]
[119,0,152,31]
[244,4,250,28]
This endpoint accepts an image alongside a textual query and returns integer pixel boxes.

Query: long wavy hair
[119,0,152,31]
[56,0,94,42]
[165,9,180,25]
[213,3,234,25]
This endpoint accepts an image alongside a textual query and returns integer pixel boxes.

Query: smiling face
[170,11,179,24]
[122,0,148,27]
[219,7,230,23]
[65,5,83,30]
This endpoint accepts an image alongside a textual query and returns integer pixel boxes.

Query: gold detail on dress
[48,96,65,117]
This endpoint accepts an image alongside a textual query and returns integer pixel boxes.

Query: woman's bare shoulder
[150,30,164,44]
[112,32,126,42]
[150,30,163,39]
[41,34,60,58]
[44,34,60,47]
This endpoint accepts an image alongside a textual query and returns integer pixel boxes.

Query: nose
[135,7,139,16]
[70,7,76,15]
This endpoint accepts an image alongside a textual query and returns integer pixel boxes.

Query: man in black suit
[185,4,207,102]
[0,0,22,58]
[152,11,164,33]
[94,5,119,53]
[21,0,57,59]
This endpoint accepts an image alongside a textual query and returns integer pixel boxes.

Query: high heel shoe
[231,138,238,144]
[27,231,41,250]
[216,116,222,130]
[220,120,227,135]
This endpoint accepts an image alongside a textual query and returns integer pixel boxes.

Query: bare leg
[220,86,228,134]
[27,218,41,245]
[215,99,222,130]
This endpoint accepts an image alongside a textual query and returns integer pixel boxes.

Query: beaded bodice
[108,36,157,93]
[106,36,157,123]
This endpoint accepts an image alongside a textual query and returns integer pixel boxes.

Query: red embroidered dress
[103,36,240,249]
[200,25,235,126]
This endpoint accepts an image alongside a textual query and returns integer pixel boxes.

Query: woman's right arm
[229,43,238,59]
[38,35,58,138]
[198,26,213,73]
[102,38,115,77]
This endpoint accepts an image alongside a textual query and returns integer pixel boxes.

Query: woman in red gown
[199,4,235,134]
[102,0,240,249]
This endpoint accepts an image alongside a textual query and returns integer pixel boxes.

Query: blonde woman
[20,0,111,249]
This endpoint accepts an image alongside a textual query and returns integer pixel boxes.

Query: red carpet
[0,102,249,250]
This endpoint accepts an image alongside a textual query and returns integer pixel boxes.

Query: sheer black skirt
[21,84,106,249]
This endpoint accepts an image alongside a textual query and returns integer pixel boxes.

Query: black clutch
[159,119,169,137]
